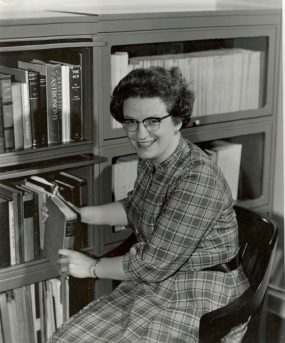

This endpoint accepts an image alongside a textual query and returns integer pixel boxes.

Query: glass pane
[0,46,92,152]
[0,165,91,269]
[111,36,268,124]
[196,132,264,201]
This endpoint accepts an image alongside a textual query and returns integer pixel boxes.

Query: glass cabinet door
[100,26,278,140]
[182,119,274,211]
[0,39,95,166]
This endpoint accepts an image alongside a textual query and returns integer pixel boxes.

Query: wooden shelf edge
[0,259,58,293]
[0,153,107,180]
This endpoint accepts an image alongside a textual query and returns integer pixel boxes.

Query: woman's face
[123,97,182,166]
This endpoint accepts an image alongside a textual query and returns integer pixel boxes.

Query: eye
[144,118,160,125]
[124,119,138,125]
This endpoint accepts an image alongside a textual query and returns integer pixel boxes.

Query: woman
[47,66,249,342]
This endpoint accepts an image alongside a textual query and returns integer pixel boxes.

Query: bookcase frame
[0,14,102,293]
[94,9,281,297]
[96,10,281,143]
[0,7,281,311]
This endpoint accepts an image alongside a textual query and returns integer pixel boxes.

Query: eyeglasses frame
[121,113,173,132]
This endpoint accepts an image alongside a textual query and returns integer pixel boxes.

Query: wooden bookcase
[0,6,281,338]
[93,8,281,296]
[0,13,104,338]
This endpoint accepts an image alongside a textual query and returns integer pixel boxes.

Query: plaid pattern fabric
[48,137,249,342]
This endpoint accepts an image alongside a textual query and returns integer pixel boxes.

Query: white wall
[0,0,218,14]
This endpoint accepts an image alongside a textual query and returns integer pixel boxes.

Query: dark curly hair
[110,66,195,129]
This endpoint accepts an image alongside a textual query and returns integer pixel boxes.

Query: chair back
[199,206,278,343]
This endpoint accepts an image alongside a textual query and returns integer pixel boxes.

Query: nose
[136,122,149,139]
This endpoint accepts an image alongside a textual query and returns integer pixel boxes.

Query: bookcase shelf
[0,258,58,293]
[97,10,280,143]
[0,153,105,180]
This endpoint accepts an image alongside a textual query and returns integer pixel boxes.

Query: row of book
[112,155,138,232]
[0,171,88,269]
[0,58,83,153]
[110,48,264,128]
[0,278,67,343]
[204,140,242,201]
[111,140,242,204]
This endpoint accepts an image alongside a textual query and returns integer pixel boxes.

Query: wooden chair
[199,206,278,343]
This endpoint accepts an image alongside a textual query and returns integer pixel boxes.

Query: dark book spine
[0,105,5,152]
[27,71,41,148]
[38,75,48,146]
[47,66,62,144]
[0,198,10,267]
[69,67,82,141]
[0,76,15,150]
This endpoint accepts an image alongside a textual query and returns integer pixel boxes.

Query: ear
[174,119,183,133]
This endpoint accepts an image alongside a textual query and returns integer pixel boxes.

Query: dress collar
[145,135,189,173]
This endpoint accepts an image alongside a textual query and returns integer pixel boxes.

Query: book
[205,140,242,201]
[26,69,44,147]
[29,283,41,343]
[0,293,12,343]
[14,287,35,343]
[53,171,92,316]
[22,179,50,250]
[44,281,56,340]
[0,195,11,268]
[49,278,64,329]
[112,155,138,232]
[43,195,77,268]
[55,171,87,248]
[27,175,57,194]
[12,183,40,262]
[2,180,38,263]
[55,171,87,207]
[0,307,3,343]
[11,82,24,150]
[50,60,83,142]
[0,73,15,150]
[18,60,62,145]
[0,65,33,149]
[0,103,5,152]
[17,62,49,147]
[6,290,19,343]
[0,183,24,264]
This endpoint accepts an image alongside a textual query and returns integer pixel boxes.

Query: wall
[0,0,219,14]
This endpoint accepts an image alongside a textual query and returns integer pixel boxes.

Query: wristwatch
[89,257,101,278]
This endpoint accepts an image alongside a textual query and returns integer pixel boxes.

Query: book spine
[38,75,48,146]
[0,198,10,268]
[28,70,42,148]
[20,82,33,149]
[0,105,5,152]
[64,219,76,250]
[69,67,82,141]
[0,76,15,150]
[46,65,62,144]
[11,82,24,150]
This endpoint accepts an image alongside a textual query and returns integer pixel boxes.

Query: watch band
[89,257,102,278]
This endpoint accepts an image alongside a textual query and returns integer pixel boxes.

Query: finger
[58,256,69,264]
[59,264,69,275]
[58,249,73,256]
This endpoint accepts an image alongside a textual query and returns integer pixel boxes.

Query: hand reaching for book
[58,249,96,279]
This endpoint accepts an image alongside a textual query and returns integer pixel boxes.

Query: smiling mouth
[137,140,155,148]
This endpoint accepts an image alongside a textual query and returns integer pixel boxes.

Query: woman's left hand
[58,249,96,279]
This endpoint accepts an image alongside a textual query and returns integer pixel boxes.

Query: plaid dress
[49,137,249,343]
